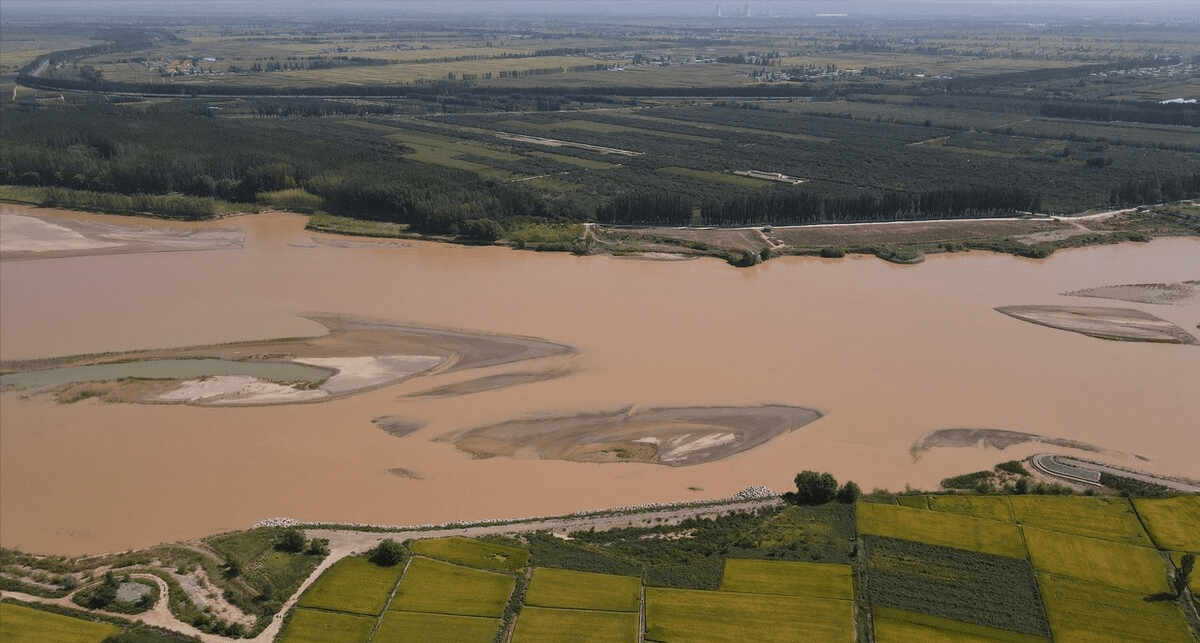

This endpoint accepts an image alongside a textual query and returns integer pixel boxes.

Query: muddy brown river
[2,207,1197,555]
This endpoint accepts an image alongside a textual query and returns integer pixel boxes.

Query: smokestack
[743,3,750,18]
[716,4,721,17]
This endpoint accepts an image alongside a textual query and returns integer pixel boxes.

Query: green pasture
[389,557,514,618]
[619,112,833,144]
[516,119,719,144]
[296,556,404,616]
[524,568,641,612]
[719,559,853,600]
[659,167,765,187]
[872,607,1049,643]
[276,608,376,643]
[372,611,501,643]
[1022,527,1169,595]
[928,495,1015,523]
[409,537,529,573]
[856,502,1026,558]
[511,607,640,643]
[1037,573,1194,643]
[0,603,118,643]
[1010,496,1151,546]
[526,151,620,169]
[645,588,854,643]
[896,495,930,510]
[1133,496,1200,551]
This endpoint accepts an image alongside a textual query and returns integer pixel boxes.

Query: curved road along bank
[1033,453,1200,493]
[2,497,781,643]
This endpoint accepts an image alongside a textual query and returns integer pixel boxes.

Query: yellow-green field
[1010,496,1152,546]
[1133,496,1200,551]
[895,495,931,510]
[409,536,530,573]
[1037,573,1194,643]
[856,502,1027,558]
[277,608,376,643]
[719,559,853,600]
[645,587,854,643]
[511,607,640,643]
[524,568,641,612]
[927,495,1015,523]
[0,603,119,643]
[872,607,1049,643]
[295,556,405,616]
[1022,527,1170,595]
[389,557,515,618]
[372,611,500,643]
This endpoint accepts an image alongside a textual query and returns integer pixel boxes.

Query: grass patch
[1132,496,1200,551]
[719,559,853,600]
[873,607,1050,643]
[257,188,325,212]
[928,495,1015,522]
[306,212,413,238]
[409,537,530,573]
[511,607,639,643]
[865,536,1049,638]
[389,557,514,618]
[645,587,854,643]
[276,608,375,643]
[1009,496,1151,546]
[296,556,404,616]
[524,568,641,612]
[204,527,325,610]
[1022,527,1169,595]
[372,611,500,643]
[0,602,119,643]
[896,495,930,509]
[1037,573,1194,643]
[659,166,765,187]
[856,503,1027,558]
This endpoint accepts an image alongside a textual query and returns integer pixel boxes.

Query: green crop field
[296,556,405,616]
[1022,527,1170,595]
[409,537,530,573]
[0,603,119,643]
[719,559,853,600]
[857,502,1026,558]
[276,608,376,643]
[895,495,930,510]
[1009,496,1151,546]
[524,568,641,611]
[389,557,515,618]
[928,495,1014,523]
[659,166,765,187]
[1037,573,1194,643]
[645,588,854,643]
[372,611,501,643]
[872,607,1049,643]
[1133,496,1200,551]
[511,607,640,643]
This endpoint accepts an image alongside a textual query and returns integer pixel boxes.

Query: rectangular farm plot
[372,611,500,643]
[1037,573,1194,643]
[524,568,641,611]
[1022,527,1170,595]
[511,607,639,643]
[645,587,854,643]
[409,536,529,573]
[719,559,853,600]
[1010,496,1151,546]
[1133,496,1200,551]
[296,556,404,616]
[873,607,1049,643]
[0,602,119,643]
[928,495,1015,523]
[389,557,515,618]
[857,502,1026,558]
[277,608,376,643]
[896,495,931,510]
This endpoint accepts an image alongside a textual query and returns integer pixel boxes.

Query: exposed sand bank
[442,405,823,467]
[0,206,243,260]
[910,428,1143,462]
[995,305,1198,344]
[1063,280,1200,306]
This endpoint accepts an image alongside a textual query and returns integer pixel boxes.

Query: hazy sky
[2,0,1198,22]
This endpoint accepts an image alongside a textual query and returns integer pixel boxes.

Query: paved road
[1033,452,1200,493]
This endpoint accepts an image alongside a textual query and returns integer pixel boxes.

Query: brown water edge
[2,208,1199,555]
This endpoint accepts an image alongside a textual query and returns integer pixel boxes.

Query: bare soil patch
[995,305,1198,344]
[1063,280,1200,306]
[406,369,572,398]
[441,404,822,467]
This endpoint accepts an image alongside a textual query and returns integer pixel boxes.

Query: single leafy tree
[369,539,405,567]
[277,528,307,553]
[793,471,839,505]
[836,480,861,504]
[1174,553,1195,598]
